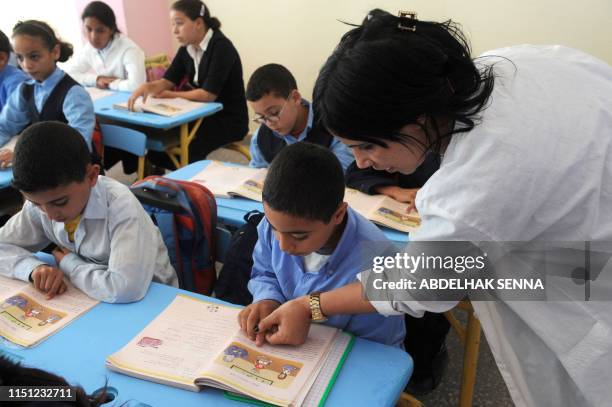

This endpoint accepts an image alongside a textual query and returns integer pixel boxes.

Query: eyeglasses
[252,98,289,125]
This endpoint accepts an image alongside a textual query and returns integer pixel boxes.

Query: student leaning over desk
[255,9,612,407]
[238,143,405,348]
[67,1,146,92]
[0,20,94,169]
[128,0,248,168]
[0,122,177,303]
[0,29,27,112]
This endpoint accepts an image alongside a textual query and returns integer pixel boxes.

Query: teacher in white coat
[257,9,612,407]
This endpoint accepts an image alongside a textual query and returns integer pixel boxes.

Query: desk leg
[178,118,204,168]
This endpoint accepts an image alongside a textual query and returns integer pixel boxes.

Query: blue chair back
[100,124,147,157]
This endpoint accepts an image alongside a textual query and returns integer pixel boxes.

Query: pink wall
[75,0,173,57]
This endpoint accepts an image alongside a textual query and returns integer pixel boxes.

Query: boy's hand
[257,296,312,346]
[0,149,13,169]
[31,265,67,300]
[375,186,419,212]
[238,300,281,345]
[52,246,71,264]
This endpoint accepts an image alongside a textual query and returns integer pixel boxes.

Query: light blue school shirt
[0,64,28,112]
[248,207,406,347]
[248,100,354,171]
[0,67,94,150]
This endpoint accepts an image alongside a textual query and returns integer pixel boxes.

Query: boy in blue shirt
[238,142,405,347]
[245,64,353,171]
[0,30,27,112]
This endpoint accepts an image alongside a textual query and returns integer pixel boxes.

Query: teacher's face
[336,124,428,175]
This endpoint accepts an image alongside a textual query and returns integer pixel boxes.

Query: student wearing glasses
[245,64,353,171]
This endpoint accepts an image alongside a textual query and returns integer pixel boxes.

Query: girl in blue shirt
[0,20,94,169]
[0,29,27,112]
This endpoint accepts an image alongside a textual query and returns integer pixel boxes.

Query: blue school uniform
[0,67,94,149]
[249,100,354,171]
[249,207,406,347]
[0,64,27,112]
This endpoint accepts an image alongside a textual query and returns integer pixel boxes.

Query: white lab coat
[371,45,612,407]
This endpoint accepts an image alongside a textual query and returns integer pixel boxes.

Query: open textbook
[189,161,266,202]
[113,97,205,117]
[0,275,99,347]
[106,295,353,407]
[344,188,421,233]
[85,87,114,101]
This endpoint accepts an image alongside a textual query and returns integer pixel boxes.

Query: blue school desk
[93,91,223,167]
[166,160,410,244]
[0,168,12,189]
[0,282,413,407]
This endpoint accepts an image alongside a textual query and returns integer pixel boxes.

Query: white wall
[194,0,612,129]
[0,0,83,58]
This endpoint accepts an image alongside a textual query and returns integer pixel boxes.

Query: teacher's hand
[257,296,312,346]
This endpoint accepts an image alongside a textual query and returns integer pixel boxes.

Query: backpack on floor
[131,176,217,295]
[214,210,264,305]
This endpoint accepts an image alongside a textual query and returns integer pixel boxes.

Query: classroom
[0,1,611,406]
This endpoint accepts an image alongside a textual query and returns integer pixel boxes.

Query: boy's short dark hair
[263,143,344,223]
[0,356,105,406]
[12,121,91,193]
[0,29,11,54]
[246,63,298,101]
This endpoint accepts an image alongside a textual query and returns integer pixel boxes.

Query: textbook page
[0,276,99,347]
[189,161,266,202]
[196,324,338,407]
[344,188,420,233]
[85,87,113,101]
[106,294,239,391]
[113,97,204,117]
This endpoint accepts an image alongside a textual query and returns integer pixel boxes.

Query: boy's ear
[291,89,302,103]
[331,202,348,226]
[86,164,100,187]
[0,52,8,66]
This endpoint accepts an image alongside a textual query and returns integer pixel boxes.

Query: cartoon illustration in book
[0,293,67,333]
[253,355,272,373]
[223,345,248,363]
[2,295,27,309]
[377,207,420,226]
[277,364,299,380]
[23,308,42,320]
[215,341,304,388]
[37,314,61,326]
[137,337,163,348]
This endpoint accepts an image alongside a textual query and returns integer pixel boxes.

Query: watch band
[309,292,328,322]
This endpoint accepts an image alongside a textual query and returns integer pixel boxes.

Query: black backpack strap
[214,210,264,305]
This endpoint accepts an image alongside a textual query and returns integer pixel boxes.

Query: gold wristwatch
[309,292,328,323]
